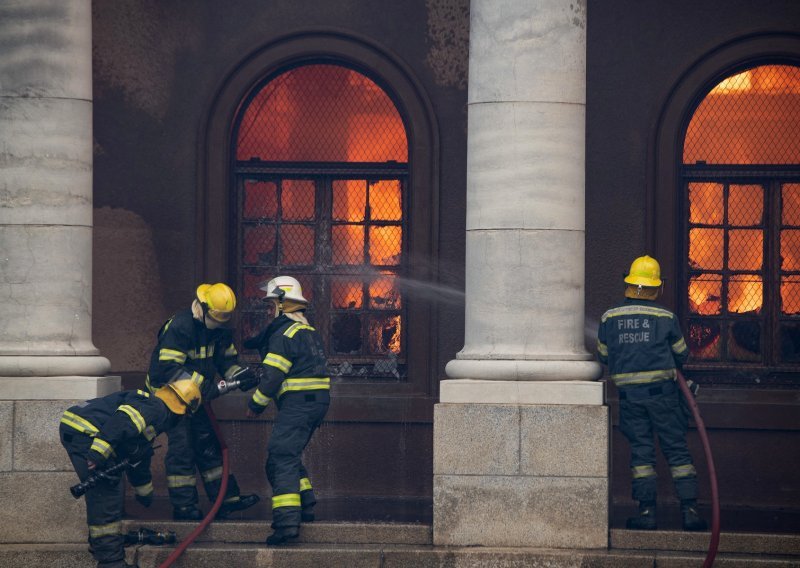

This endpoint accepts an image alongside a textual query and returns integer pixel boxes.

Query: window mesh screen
[684,65,800,165]
[683,64,800,373]
[236,64,408,163]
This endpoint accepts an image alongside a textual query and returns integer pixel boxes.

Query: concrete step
[612,528,800,556]
[2,542,799,568]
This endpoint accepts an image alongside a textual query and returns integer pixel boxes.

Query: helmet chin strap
[272,287,286,315]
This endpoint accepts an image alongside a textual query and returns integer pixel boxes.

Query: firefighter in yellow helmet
[146,283,260,520]
[243,276,330,545]
[597,256,706,531]
[59,380,200,568]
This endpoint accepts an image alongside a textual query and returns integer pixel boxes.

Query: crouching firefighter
[59,380,201,568]
[244,276,330,545]
[597,255,707,531]
[146,283,260,521]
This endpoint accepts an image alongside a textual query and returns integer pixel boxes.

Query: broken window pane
[689,228,724,270]
[331,278,363,309]
[689,183,723,225]
[728,229,763,271]
[332,225,364,264]
[243,225,276,265]
[333,179,366,222]
[688,274,722,315]
[780,322,800,362]
[281,180,315,220]
[687,321,721,360]
[368,314,401,355]
[728,321,761,362]
[331,313,362,354]
[244,180,278,220]
[369,275,401,309]
[728,184,763,226]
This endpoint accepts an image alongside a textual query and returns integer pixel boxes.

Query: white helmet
[260,276,308,304]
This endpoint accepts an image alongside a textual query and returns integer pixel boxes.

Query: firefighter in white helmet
[59,380,201,568]
[146,283,260,520]
[597,256,706,531]
[243,276,330,545]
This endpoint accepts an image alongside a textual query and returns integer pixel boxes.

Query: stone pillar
[435,0,608,548]
[0,0,118,545]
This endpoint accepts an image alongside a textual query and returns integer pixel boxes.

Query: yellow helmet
[196,283,237,322]
[155,379,202,415]
[624,255,662,288]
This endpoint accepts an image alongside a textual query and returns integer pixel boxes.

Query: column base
[446,358,603,381]
[433,380,609,548]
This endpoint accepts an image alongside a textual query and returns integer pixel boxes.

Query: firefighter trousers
[267,392,329,530]
[60,425,126,568]
[164,404,241,509]
[618,379,698,503]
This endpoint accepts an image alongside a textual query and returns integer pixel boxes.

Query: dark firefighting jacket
[60,389,178,492]
[597,298,689,387]
[146,308,244,400]
[244,314,330,414]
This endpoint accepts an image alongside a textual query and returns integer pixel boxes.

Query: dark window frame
[650,34,800,386]
[198,32,440,410]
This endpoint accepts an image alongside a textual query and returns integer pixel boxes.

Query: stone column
[0,0,118,545]
[435,0,608,548]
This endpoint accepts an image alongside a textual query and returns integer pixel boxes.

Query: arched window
[681,64,800,377]
[232,63,409,380]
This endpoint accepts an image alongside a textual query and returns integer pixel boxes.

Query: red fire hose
[676,370,720,568]
[157,401,229,568]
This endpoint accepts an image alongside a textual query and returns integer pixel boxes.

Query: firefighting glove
[135,492,154,508]
[237,367,261,392]
[686,379,700,397]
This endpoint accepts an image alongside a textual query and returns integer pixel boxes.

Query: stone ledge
[440,379,604,405]
[0,375,119,400]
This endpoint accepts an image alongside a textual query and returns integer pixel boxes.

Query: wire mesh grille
[236,64,408,163]
[684,65,800,164]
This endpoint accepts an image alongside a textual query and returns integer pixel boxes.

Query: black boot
[626,501,657,530]
[265,526,299,546]
[173,505,203,521]
[216,494,260,519]
[681,501,708,531]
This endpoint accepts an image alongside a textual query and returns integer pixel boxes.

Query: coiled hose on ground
[676,370,720,568]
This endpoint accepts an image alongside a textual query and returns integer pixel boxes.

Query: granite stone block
[433,474,607,548]
[434,404,519,476]
[14,400,79,471]
[0,402,12,471]
[520,404,608,477]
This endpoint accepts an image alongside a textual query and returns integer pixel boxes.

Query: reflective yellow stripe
[191,371,205,386]
[284,323,315,338]
[672,337,688,354]
[133,481,154,496]
[611,369,675,386]
[89,521,122,538]
[60,411,99,435]
[223,495,240,504]
[597,340,608,357]
[272,493,301,508]
[145,375,155,393]
[299,477,312,492]
[159,348,187,364]
[118,405,146,434]
[90,438,114,458]
[671,464,697,478]
[188,345,214,359]
[277,377,330,398]
[136,389,150,398]
[201,466,223,482]
[263,353,292,373]
[143,425,157,441]
[224,365,243,379]
[632,465,657,479]
[601,305,676,323]
[252,389,271,407]
[167,474,197,488]
[225,344,238,357]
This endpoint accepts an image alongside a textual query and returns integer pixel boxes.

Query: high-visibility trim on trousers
[632,465,657,479]
[201,466,223,483]
[89,521,122,538]
[272,493,301,509]
[133,482,154,496]
[60,411,99,435]
[167,474,197,488]
[671,464,696,478]
[299,477,312,492]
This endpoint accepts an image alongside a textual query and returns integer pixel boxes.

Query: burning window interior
[233,64,408,379]
[682,65,800,370]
